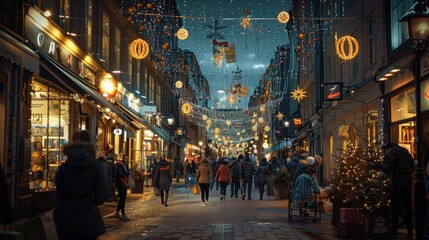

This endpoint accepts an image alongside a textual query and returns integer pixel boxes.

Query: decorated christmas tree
[331,140,390,213]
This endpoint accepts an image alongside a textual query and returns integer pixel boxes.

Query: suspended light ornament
[226,120,232,126]
[252,125,258,131]
[276,111,284,121]
[251,118,256,124]
[212,52,224,66]
[202,115,208,121]
[260,105,266,112]
[129,38,150,59]
[175,80,183,89]
[258,117,264,123]
[181,103,192,114]
[262,142,269,149]
[240,17,251,29]
[206,119,212,128]
[264,125,270,132]
[214,127,221,134]
[291,86,307,102]
[277,11,290,24]
[99,77,117,98]
[255,136,259,141]
[177,28,189,40]
[335,35,359,61]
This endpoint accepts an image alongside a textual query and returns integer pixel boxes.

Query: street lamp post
[400,2,429,239]
[283,120,290,158]
[167,115,175,163]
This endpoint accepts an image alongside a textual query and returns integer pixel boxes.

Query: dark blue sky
[176,0,291,109]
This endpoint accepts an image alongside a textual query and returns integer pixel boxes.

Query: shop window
[30,80,70,190]
[390,88,415,122]
[391,121,415,158]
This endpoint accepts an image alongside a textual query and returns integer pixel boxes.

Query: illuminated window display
[30,80,70,190]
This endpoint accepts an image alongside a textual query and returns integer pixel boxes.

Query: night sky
[176,0,291,109]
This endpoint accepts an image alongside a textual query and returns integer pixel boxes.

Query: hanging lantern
[175,80,183,89]
[181,103,192,114]
[99,77,117,98]
[336,35,359,61]
[177,28,189,40]
[277,11,290,24]
[129,38,150,60]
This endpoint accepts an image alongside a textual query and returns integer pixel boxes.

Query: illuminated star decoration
[276,111,284,121]
[291,86,307,102]
[240,17,251,29]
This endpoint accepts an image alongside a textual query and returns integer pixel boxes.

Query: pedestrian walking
[369,142,414,239]
[215,159,232,201]
[209,158,217,190]
[240,153,256,200]
[214,158,222,190]
[54,130,109,240]
[114,154,131,221]
[255,158,271,200]
[197,158,212,206]
[228,157,241,198]
[174,157,182,183]
[154,158,172,207]
[182,158,192,186]
[96,151,115,201]
[150,158,159,194]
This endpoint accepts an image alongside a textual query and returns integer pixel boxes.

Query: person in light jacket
[197,158,212,206]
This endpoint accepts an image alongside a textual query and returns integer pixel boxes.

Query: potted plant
[269,168,291,200]
[130,161,145,193]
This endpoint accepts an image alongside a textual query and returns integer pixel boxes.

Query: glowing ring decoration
[175,80,183,89]
[277,11,290,24]
[129,38,150,59]
[177,28,189,40]
[264,125,270,132]
[336,35,359,61]
[181,103,192,114]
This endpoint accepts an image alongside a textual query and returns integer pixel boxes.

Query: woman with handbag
[197,158,212,206]
[154,158,172,207]
[255,158,271,200]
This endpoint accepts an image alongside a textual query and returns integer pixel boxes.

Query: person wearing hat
[370,142,414,238]
[292,166,320,215]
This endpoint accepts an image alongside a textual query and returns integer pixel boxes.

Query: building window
[390,88,416,157]
[391,0,413,50]
[368,14,376,65]
[30,80,70,190]
[114,26,121,71]
[86,0,93,53]
[102,11,110,68]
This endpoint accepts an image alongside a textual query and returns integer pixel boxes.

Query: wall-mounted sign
[422,79,429,111]
[113,128,123,135]
[293,117,302,128]
[366,112,378,123]
[324,83,343,101]
[141,105,157,115]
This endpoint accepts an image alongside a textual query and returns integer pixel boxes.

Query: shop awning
[0,30,39,73]
[38,51,136,128]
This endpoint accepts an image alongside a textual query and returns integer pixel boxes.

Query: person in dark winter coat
[228,157,241,198]
[96,151,115,201]
[240,153,256,200]
[54,132,109,240]
[255,158,271,200]
[154,158,172,207]
[370,142,414,238]
[114,154,131,221]
[209,158,217,190]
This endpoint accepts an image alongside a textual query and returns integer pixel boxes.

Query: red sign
[293,117,302,128]
[324,83,343,101]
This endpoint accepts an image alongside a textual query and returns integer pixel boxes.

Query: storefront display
[30,80,70,190]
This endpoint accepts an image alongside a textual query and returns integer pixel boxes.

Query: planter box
[273,185,289,200]
[131,181,144,193]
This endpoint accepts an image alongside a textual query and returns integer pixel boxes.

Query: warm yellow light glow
[264,125,270,132]
[175,80,183,89]
[129,38,150,60]
[99,77,117,98]
[335,35,359,61]
[202,115,208,121]
[291,86,307,102]
[240,17,251,29]
[277,11,290,24]
[177,28,189,40]
[181,103,192,114]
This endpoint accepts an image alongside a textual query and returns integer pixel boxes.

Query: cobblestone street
[98,182,339,240]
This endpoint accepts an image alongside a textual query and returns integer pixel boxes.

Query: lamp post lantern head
[198,141,203,147]
[400,1,429,41]
[283,120,290,128]
[167,115,175,126]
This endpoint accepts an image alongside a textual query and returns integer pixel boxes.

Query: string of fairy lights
[122,0,359,149]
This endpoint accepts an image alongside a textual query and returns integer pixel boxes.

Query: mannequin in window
[31,141,45,179]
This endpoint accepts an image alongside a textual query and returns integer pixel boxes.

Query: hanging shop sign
[324,83,343,101]
[293,117,302,128]
[422,79,429,111]
[113,128,123,135]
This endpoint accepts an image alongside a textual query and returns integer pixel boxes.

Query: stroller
[288,190,320,222]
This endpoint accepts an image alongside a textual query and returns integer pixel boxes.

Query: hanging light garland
[335,35,359,61]
[129,38,150,60]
